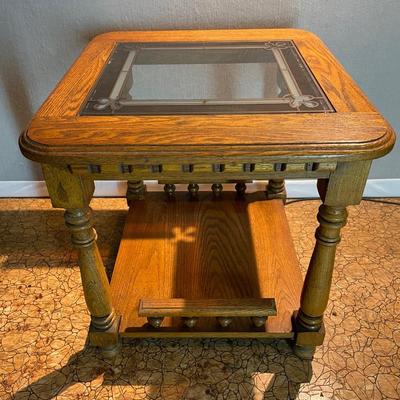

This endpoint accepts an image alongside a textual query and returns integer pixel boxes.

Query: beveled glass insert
[81,41,334,115]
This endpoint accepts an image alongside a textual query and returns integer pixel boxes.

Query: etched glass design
[81,41,334,115]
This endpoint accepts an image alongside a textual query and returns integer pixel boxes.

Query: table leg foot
[293,344,315,360]
[100,341,121,360]
[89,315,121,354]
[292,310,324,360]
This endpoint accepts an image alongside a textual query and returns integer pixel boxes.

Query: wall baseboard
[0,179,399,198]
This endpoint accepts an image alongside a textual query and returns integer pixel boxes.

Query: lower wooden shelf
[110,191,302,338]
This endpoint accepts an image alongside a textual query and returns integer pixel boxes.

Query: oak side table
[20,29,395,359]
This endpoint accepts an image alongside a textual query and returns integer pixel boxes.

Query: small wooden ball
[147,316,164,328]
[183,317,198,328]
[217,316,232,328]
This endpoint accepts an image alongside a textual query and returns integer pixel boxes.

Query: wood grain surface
[19,29,396,350]
[138,298,277,317]
[37,29,375,117]
[110,192,302,338]
[21,112,394,164]
[19,29,395,165]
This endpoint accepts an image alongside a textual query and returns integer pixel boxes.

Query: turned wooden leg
[41,165,120,354]
[127,180,146,205]
[64,208,120,352]
[294,204,347,359]
[266,179,287,203]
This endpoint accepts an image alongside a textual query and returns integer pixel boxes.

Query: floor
[0,197,399,400]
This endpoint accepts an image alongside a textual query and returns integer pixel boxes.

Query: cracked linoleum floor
[0,197,399,399]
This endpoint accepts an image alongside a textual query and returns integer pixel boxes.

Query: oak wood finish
[294,205,347,358]
[37,29,374,116]
[266,179,287,203]
[164,183,176,199]
[110,193,302,338]
[138,298,277,317]
[66,161,337,182]
[21,113,394,165]
[235,182,247,197]
[19,30,395,167]
[42,164,119,350]
[187,183,199,199]
[318,161,372,206]
[211,183,223,198]
[126,180,146,205]
[19,29,396,356]
[64,209,120,350]
[64,208,116,326]
[41,164,94,209]
[183,317,198,328]
[292,160,372,359]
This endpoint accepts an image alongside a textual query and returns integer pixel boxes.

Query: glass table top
[80,41,334,115]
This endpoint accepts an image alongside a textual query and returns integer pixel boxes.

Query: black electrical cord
[285,198,400,206]
[361,198,400,206]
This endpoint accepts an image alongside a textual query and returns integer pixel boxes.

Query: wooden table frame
[20,29,395,360]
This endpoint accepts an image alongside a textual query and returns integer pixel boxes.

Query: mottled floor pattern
[0,197,399,400]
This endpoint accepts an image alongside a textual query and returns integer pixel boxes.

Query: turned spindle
[126,180,146,205]
[64,208,117,331]
[235,182,247,197]
[251,316,267,328]
[147,316,164,328]
[183,317,198,328]
[164,183,176,200]
[266,179,287,203]
[187,183,199,200]
[294,204,348,359]
[217,316,232,327]
[211,183,223,198]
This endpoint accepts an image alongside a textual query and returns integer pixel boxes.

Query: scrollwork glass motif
[81,40,334,115]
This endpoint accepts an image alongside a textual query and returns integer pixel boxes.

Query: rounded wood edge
[19,121,396,166]
[89,28,319,44]
[380,121,397,156]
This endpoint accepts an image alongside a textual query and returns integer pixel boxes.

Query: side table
[19,29,395,359]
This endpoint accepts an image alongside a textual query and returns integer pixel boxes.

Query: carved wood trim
[66,161,337,180]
